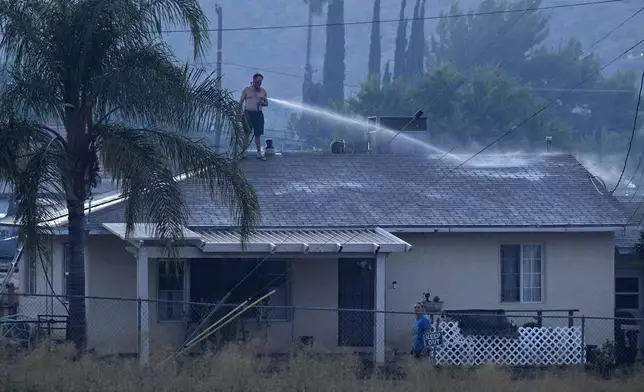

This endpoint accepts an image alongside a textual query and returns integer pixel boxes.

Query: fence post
[581,316,586,364]
[568,310,574,328]
[137,297,142,360]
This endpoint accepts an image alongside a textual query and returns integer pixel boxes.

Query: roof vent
[265,138,275,156]
[330,140,347,154]
[545,136,552,152]
[366,116,429,155]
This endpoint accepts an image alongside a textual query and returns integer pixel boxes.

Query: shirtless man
[239,73,268,160]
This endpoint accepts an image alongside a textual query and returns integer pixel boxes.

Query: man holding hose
[239,73,269,160]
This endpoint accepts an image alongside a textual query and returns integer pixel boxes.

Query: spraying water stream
[269,98,531,168]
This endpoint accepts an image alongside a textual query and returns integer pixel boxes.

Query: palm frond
[92,124,187,251]
[94,49,250,158]
[178,68,251,157]
[94,124,260,246]
[0,121,68,259]
[140,0,210,58]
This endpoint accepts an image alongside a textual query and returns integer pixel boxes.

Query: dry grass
[0,343,643,391]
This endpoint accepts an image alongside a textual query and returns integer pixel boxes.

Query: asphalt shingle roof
[83,152,628,231]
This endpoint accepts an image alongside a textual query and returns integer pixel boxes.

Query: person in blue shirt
[411,302,431,358]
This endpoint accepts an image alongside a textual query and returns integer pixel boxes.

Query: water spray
[268,98,532,168]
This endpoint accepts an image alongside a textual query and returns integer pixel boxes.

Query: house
[0,147,629,363]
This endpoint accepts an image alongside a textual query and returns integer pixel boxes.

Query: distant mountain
[161,0,644,134]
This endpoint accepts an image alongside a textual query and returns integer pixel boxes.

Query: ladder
[0,244,22,294]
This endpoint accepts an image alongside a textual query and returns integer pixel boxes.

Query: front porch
[102,223,413,364]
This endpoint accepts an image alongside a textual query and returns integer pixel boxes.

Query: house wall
[16,237,68,341]
[18,235,342,356]
[19,231,616,357]
[385,232,616,352]
[147,256,341,355]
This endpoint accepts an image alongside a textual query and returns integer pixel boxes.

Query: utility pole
[214,4,223,152]
[215,4,223,84]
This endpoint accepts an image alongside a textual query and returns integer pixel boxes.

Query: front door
[338,258,375,347]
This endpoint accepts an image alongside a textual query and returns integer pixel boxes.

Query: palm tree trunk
[65,111,89,352]
[67,197,87,351]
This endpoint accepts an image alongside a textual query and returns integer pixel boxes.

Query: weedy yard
[0,344,643,392]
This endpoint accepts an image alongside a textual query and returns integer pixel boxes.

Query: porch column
[136,247,150,365]
[374,252,386,364]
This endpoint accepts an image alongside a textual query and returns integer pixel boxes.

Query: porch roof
[194,227,413,254]
[101,223,412,254]
[102,223,202,241]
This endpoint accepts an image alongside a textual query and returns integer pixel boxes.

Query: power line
[189,2,642,304]
[611,67,644,195]
[197,0,546,299]
[161,0,622,33]
[615,68,644,228]
[254,35,644,299]
[383,0,544,148]
[383,2,642,151]
[200,59,637,94]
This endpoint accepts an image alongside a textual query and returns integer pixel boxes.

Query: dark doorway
[338,258,375,347]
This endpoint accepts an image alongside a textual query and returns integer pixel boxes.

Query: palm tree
[0,0,260,351]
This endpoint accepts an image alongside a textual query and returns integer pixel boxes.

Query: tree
[382,61,392,89]
[302,0,328,103]
[404,0,426,80]
[368,0,382,80]
[393,0,408,80]
[322,0,346,105]
[429,0,549,74]
[426,0,636,154]
[347,64,571,147]
[0,0,260,351]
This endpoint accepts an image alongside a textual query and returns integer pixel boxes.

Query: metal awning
[102,223,202,241]
[195,227,412,254]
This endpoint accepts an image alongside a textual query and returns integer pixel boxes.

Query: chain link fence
[0,293,642,368]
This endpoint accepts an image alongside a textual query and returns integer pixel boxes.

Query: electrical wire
[195,60,637,94]
[611,67,644,195]
[192,5,643,96]
[382,0,543,149]
[252,35,644,299]
[160,0,622,33]
[618,68,644,228]
[173,1,643,305]
[5,0,630,308]
[382,3,643,152]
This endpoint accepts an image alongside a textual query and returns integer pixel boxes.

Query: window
[158,261,186,322]
[616,277,639,310]
[500,244,543,303]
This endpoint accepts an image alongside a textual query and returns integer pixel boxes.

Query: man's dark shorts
[245,110,265,137]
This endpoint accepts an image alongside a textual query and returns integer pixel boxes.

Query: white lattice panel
[431,320,585,366]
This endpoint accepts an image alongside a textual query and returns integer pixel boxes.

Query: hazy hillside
[161,0,644,134]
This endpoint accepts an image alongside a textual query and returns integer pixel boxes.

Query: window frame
[615,276,640,311]
[157,260,188,323]
[499,243,544,304]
